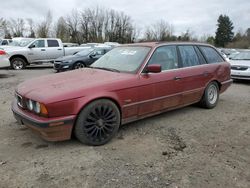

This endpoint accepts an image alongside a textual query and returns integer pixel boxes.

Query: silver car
[230,51,250,80]
[0,50,10,68]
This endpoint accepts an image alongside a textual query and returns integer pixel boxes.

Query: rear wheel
[74,99,120,145]
[73,62,85,69]
[199,81,219,109]
[11,57,26,70]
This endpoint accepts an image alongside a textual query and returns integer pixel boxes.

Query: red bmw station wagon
[12,42,232,145]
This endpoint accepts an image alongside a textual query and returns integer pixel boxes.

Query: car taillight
[0,50,6,55]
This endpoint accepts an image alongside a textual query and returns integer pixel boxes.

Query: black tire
[199,81,219,109]
[10,57,26,70]
[74,99,120,145]
[73,62,85,69]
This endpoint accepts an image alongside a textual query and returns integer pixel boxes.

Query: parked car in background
[104,42,120,48]
[80,43,115,48]
[228,51,240,60]
[53,46,111,72]
[0,39,12,46]
[12,42,232,145]
[219,51,229,62]
[80,43,102,47]
[219,48,239,56]
[63,43,79,47]
[230,50,250,80]
[0,50,10,68]
[1,38,91,70]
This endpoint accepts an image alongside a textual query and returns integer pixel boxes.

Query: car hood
[1,46,26,52]
[16,68,134,103]
[230,60,250,66]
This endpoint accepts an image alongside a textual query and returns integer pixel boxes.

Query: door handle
[173,76,181,81]
[41,49,46,51]
[57,49,62,50]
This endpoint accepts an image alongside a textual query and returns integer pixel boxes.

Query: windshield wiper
[90,66,120,72]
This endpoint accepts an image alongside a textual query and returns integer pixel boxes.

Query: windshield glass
[91,46,151,73]
[231,51,250,60]
[9,38,34,47]
[75,48,94,56]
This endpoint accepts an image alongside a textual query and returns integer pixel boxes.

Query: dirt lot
[0,67,249,188]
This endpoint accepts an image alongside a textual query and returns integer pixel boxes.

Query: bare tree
[9,18,25,37]
[26,18,35,38]
[144,20,172,41]
[36,10,52,38]
[55,17,70,42]
[66,10,81,43]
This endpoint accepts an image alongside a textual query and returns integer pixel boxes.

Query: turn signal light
[40,103,48,117]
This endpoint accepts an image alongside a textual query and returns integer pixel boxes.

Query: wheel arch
[10,55,28,64]
[76,96,122,118]
[210,80,221,91]
[74,61,86,66]
[204,79,221,92]
[73,94,122,122]
[72,96,122,136]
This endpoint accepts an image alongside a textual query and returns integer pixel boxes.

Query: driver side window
[148,45,178,71]
[30,40,45,48]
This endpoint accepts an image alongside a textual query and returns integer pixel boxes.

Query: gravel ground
[0,67,250,188]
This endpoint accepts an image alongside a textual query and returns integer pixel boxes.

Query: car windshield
[90,46,151,73]
[9,38,34,47]
[75,48,94,56]
[231,51,250,60]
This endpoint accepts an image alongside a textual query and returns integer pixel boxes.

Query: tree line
[0,7,249,49]
[0,7,136,44]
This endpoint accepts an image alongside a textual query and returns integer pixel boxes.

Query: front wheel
[73,62,85,69]
[74,99,120,145]
[199,81,219,109]
[11,57,26,70]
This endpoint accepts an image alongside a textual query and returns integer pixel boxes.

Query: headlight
[26,99,34,111]
[25,99,48,117]
[34,101,41,114]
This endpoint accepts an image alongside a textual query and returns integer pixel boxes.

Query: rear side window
[178,45,200,67]
[199,46,224,64]
[48,40,59,47]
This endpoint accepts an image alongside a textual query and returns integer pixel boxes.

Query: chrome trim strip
[122,87,204,108]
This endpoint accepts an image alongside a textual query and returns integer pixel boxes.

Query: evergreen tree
[215,15,234,47]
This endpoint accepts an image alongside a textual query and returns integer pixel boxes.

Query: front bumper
[0,57,10,68]
[231,69,250,80]
[12,101,75,141]
[53,62,73,71]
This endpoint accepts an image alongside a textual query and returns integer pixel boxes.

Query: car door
[46,39,64,60]
[176,45,210,105]
[27,39,47,62]
[138,45,183,116]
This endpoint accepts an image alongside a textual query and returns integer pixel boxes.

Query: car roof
[123,41,214,48]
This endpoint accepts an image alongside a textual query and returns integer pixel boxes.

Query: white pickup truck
[0,38,89,69]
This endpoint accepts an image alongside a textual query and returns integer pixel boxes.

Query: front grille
[54,61,61,69]
[16,93,25,108]
[231,65,249,71]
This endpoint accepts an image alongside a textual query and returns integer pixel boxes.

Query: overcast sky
[1,0,250,38]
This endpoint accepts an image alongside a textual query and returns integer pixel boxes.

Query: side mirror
[28,44,35,48]
[145,64,162,73]
[89,51,96,58]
